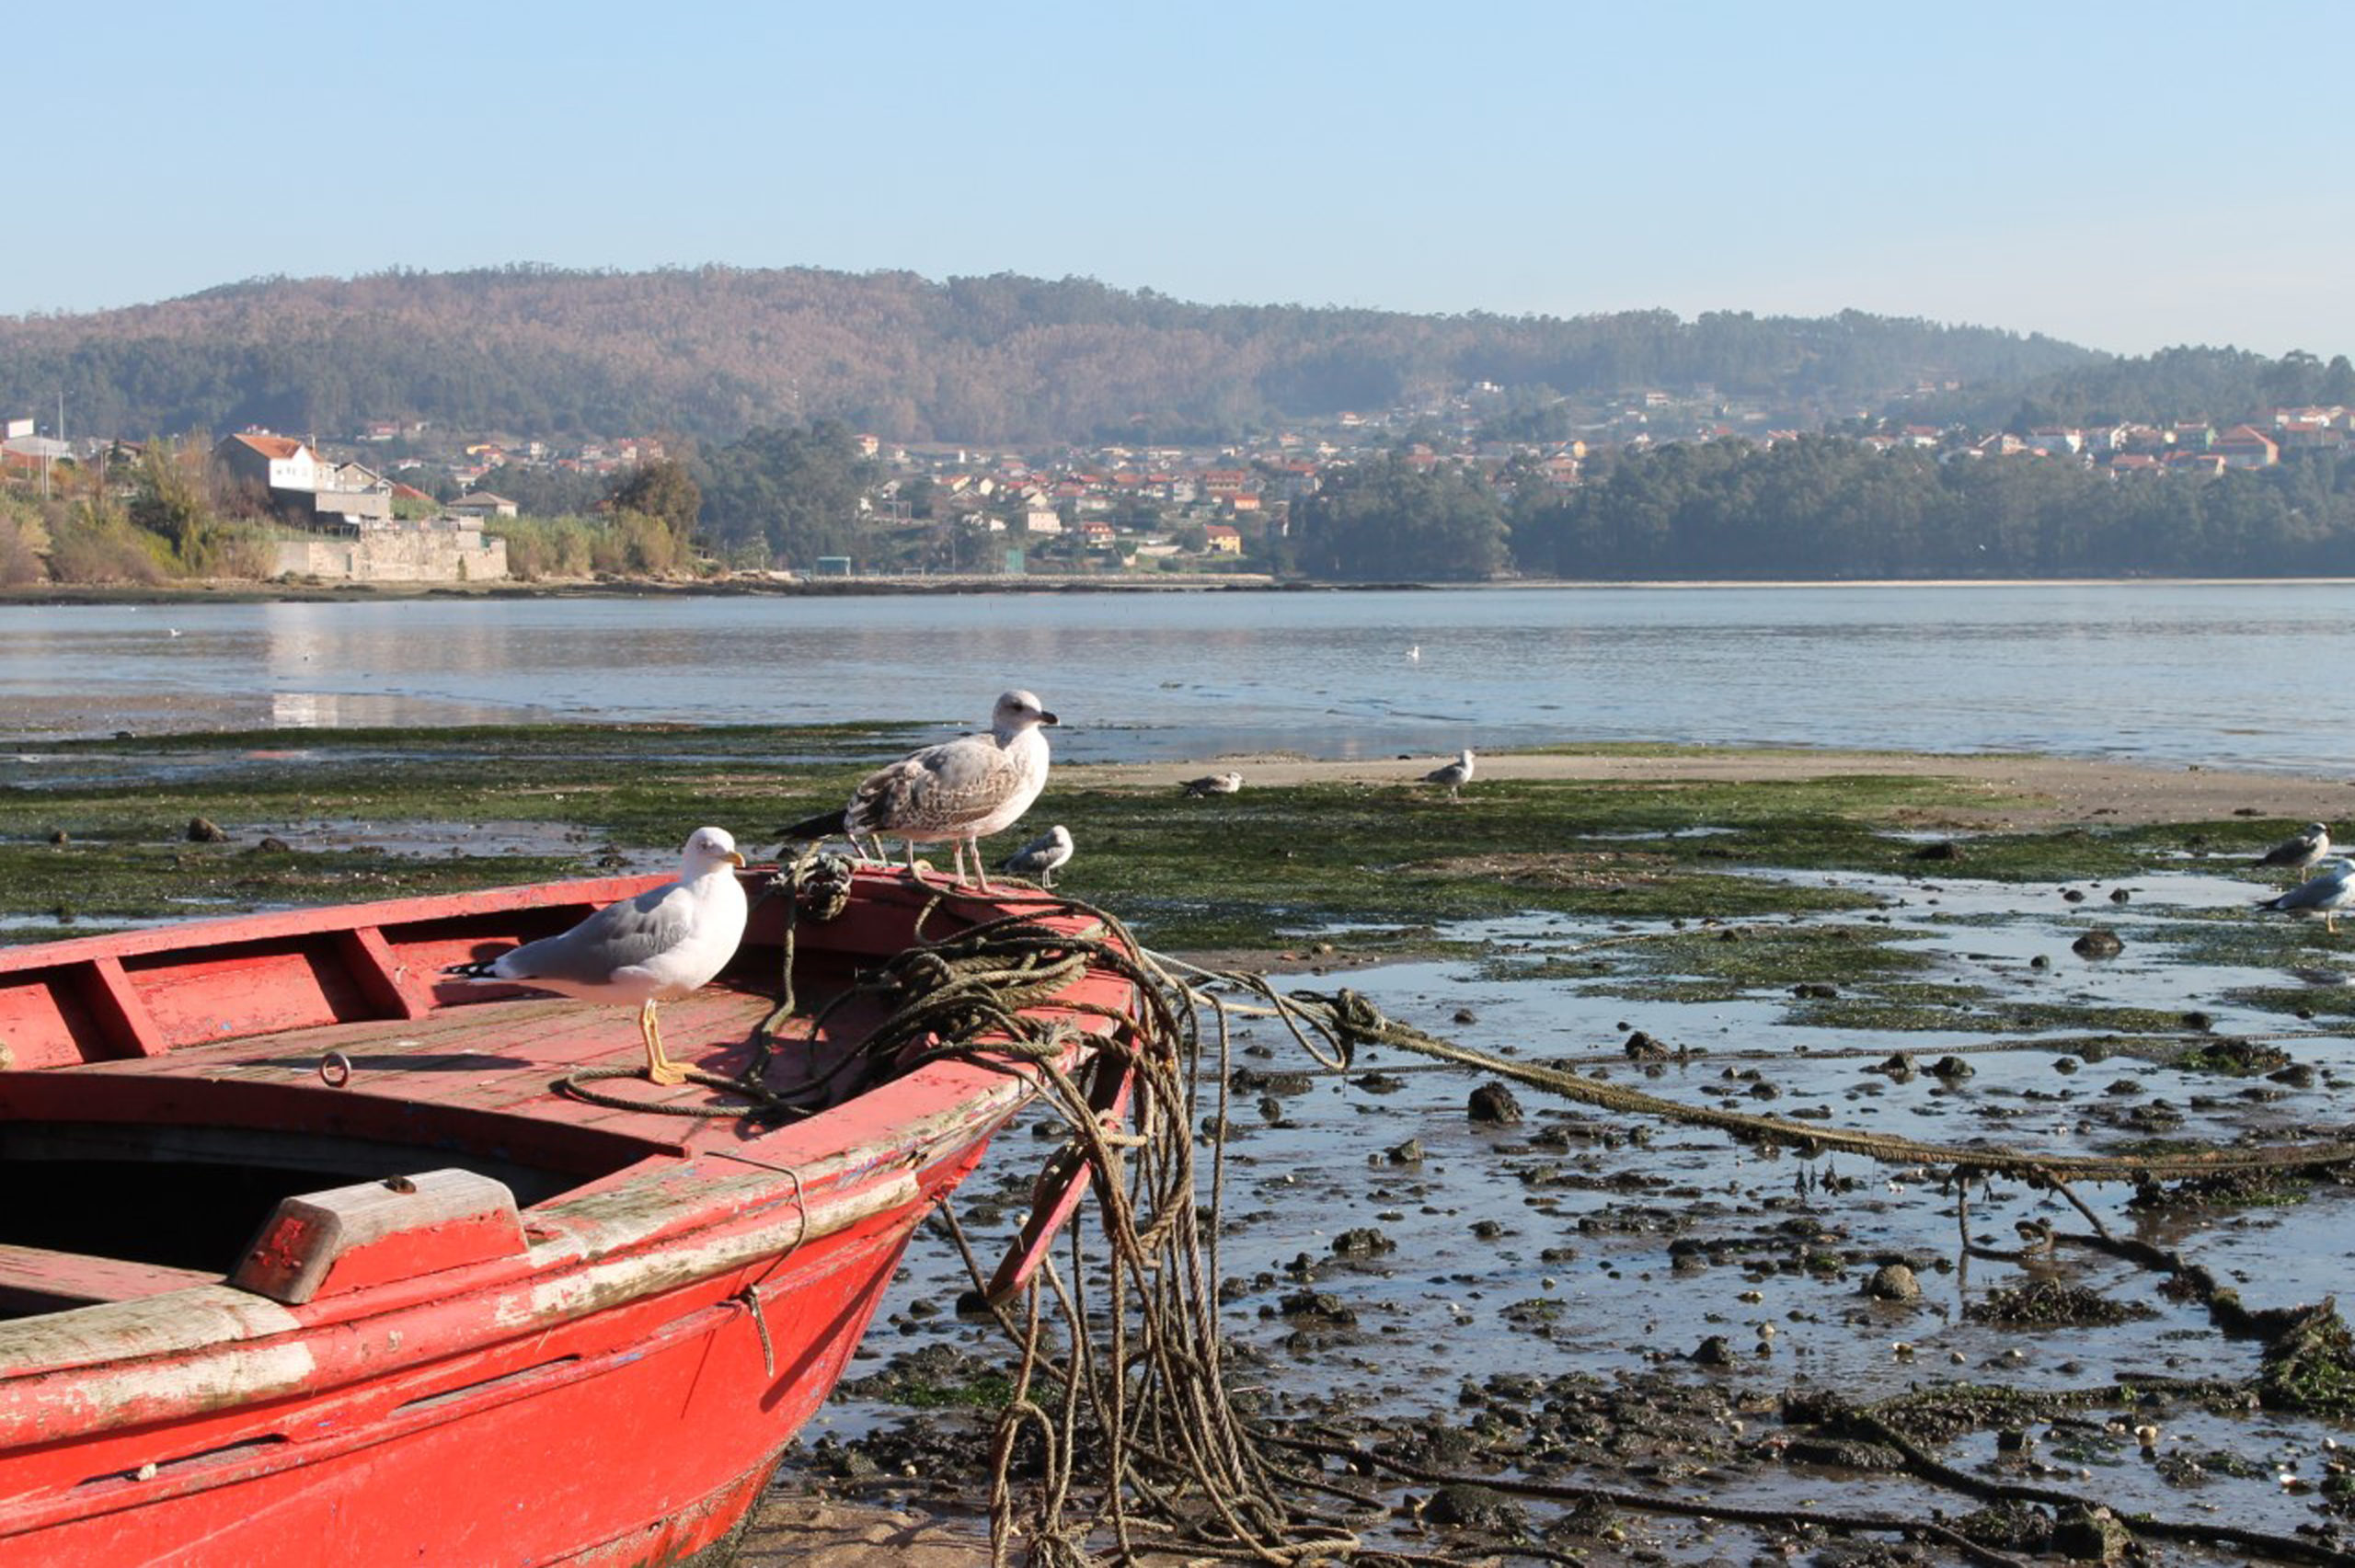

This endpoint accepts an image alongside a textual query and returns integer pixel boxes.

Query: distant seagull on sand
[1002,824,1074,887]
[2258,821,2331,874]
[1180,771,1243,797]
[1406,644,1421,662]
[780,690,1057,892]
[1423,748,1476,801]
[2257,856,2355,934]
[445,827,749,1085]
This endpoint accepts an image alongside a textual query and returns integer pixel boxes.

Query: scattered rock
[2051,1505,2131,1562]
[45,830,68,846]
[1452,1007,1478,1025]
[1912,841,1964,862]
[1384,1139,1424,1166]
[1866,1263,1922,1302]
[186,817,229,843]
[254,835,292,853]
[1419,1482,1525,1531]
[1331,1228,1395,1258]
[1790,981,1838,1000]
[2062,888,2087,903]
[2072,929,2124,958]
[1467,1082,1522,1126]
[1927,1055,1974,1081]
[1623,1030,1668,1060]
[1868,1052,1916,1081]
[1690,1334,1736,1367]
[2108,887,2131,904]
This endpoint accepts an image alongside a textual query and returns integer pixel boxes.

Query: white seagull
[1422,748,1476,801]
[2258,822,2331,874]
[444,827,750,1085]
[2257,856,2355,935]
[1001,824,1074,887]
[781,690,1057,892]
[1180,771,1243,797]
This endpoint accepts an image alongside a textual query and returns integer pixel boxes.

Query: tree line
[1295,436,2355,580]
[0,267,2096,447]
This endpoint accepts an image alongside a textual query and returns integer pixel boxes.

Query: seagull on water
[780,690,1057,892]
[444,827,749,1085]
[2257,856,2355,934]
[2258,821,2331,874]
[1180,771,1243,797]
[1423,748,1476,801]
[1001,824,1074,887]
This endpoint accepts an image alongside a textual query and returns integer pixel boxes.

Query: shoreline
[1066,746,2355,830]
[8,572,2355,609]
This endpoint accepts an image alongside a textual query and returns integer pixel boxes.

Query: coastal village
[4,383,2352,584]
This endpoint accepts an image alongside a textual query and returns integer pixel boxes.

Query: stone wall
[273,525,508,583]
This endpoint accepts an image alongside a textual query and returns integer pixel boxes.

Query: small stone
[255,835,292,853]
[46,830,69,846]
[2051,1505,2131,1562]
[1331,1227,1395,1257]
[1866,1263,1922,1301]
[2062,887,2087,903]
[2071,929,2124,958]
[1690,1334,1736,1366]
[1467,1082,1522,1126]
[1384,1138,1424,1165]
[1912,841,1963,861]
[1452,1007,1478,1024]
[1928,1055,1974,1081]
[2109,888,2131,904]
[187,816,229,843]
[2054,1056,2080,1074]
[1790,981,1838,1000]
[2029,954,2051,970]
[1624,1030,1668,1060]
[2181,1011,2214,1032]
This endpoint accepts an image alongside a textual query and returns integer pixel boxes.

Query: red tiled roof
[231,432,307,460]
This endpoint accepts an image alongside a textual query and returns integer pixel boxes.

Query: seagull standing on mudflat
[1001,824,1074,887]
[780,690,1057,892]
[2257,856,2355,934]
[444,827,749,1085]
[1423,748,1476,801]
[2258,822,2331,874]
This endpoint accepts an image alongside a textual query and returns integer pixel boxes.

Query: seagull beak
[1040,709,1060,726]
[726,851,747,868]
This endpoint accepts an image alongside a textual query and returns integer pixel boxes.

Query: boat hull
[0,868,1127,1566]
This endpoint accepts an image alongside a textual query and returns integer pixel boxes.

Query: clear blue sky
[11,1,2350,359]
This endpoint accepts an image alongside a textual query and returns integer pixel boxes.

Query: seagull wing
[850,735,1028,836]
[492,882,695,985]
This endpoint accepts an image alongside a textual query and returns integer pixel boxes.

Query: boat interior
[0,873,965,1322]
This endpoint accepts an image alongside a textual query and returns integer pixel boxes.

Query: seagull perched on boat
[2257,822,2331,874]
[778,690,1057,892]
[1422,748,1476,801]
[1001,824,1074,888]
[444,827,749,1085]
[2257,856,2355,935]
[1180,771,1243,797]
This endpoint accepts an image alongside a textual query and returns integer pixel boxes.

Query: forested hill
[0,266,2097,446]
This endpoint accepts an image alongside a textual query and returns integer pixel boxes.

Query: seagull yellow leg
[641,998,690,1086]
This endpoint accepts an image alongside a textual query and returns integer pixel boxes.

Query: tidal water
[3,582,2351,771]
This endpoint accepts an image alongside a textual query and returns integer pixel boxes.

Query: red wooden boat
[0,865,1135,1566]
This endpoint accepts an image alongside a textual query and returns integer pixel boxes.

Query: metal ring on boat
[318,1050,353,1088]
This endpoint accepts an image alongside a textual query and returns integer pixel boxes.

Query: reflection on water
[6,583,2355,769]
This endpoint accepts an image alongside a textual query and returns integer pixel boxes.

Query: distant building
[447,491,520,520]
[1203,523,1244,555]
[215,431,319,493]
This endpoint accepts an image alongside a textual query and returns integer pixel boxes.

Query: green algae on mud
[0,728,2326,959]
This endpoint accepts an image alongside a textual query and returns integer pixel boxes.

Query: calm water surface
[3,583,2350,771]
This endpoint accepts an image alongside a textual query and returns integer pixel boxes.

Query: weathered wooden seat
[0,1244,220,1316]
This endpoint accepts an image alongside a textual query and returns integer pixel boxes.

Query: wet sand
[1071,747,2354,830]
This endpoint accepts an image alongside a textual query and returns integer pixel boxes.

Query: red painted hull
[0,868,1132,1566]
